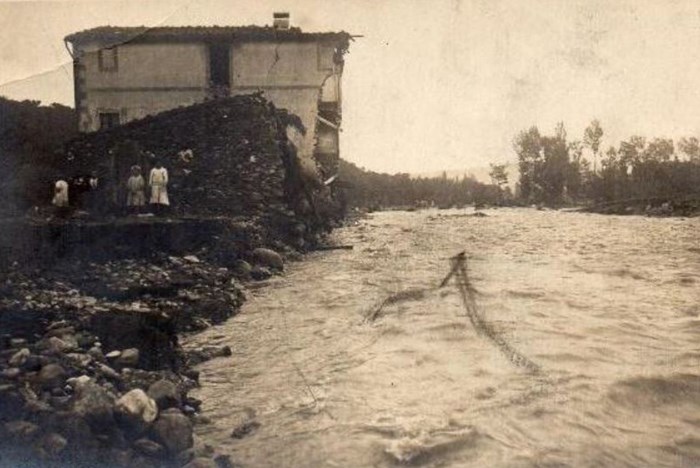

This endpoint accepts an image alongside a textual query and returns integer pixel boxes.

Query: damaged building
[64,13,351,176]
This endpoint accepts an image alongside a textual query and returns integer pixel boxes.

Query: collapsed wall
[60,93,333,245]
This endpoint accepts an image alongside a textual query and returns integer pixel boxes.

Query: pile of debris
[0,252,287,467]
[62,93,331,245]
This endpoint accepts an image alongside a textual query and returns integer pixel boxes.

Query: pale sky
[3,0,700,174]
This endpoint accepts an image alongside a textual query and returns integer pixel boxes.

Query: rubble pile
[0,256,250,467]
[62,93,324,245]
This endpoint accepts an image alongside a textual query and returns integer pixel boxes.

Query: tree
[567,140,585,201]
[539,124,570,204]
[513,126,542,202]
[643,138,674,163]
[488,163,509,188]
[583,119,604,174]
[678,137,700,162]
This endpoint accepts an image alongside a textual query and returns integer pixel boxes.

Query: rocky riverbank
[579,196,700,217]
[0,235,294,467]
[0,92,343,466]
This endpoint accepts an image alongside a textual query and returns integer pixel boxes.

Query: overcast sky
[2,0,700,174]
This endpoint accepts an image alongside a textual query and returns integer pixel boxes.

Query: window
[98,47,118,72]
[99,112,120,130]
[208,44,231,88]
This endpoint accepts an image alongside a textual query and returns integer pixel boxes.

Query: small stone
[105,350,122,360]
[2,367,21,379]
[37,363,66,389]
[88,346,105,362]
[133,438,166,458]
[115,348,140,368]
[21,354,43,372]
[76,333,97,349]
[251,248,284,270]
[66,375,92,389]
[230,420,260,439]
[66,352,93,368]
[250,266,271,281]
[5,420,40,441]
[232,260,252,279]
[45,326,76,339]
[213,453,235,468]
[9,348,30,367]
[39,432,68,457]
[97,363,121,381]
[110,448,133,467]
[9,338,27,348]
[49,395,72,409]
[184,255,201,263]
[45,336,74,355]
[47,320,69,331]
[183,369,200,382]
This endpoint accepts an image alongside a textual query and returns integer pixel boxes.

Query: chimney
[273,12,290,30]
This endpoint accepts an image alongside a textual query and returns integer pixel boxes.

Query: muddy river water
[185,208,700,467]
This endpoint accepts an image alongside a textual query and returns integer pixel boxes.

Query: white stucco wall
[76,38,341,165]
[81,43,209,88]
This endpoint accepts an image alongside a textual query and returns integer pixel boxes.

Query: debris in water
[365,288,427,323]
[440,251,540,372]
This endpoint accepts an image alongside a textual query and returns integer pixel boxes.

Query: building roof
[65,26,352,49]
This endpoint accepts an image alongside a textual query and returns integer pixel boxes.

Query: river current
[184,208,700,467]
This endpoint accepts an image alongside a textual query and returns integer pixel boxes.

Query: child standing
[126,165,146,213]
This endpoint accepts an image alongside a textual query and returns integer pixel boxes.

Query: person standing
[149,160,169,214]
[126,165,146,213]
[52,179,69,207]
[52,178,70,218]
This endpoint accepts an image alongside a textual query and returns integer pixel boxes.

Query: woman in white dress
[149,161,170,213]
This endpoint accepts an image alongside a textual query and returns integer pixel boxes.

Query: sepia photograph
[1,0,699,466]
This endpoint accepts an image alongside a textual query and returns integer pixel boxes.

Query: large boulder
[115,389,158,434]
[251,248,284,271]
[71,381,115,431]
[147,379,181,410]
[150,409,193,455]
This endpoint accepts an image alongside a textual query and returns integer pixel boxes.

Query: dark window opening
[208,44,231,88]
[99,112,120,130]
[98,47,118,72]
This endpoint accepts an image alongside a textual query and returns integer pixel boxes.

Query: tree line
[338,159,509,210]
[514,120,700,206]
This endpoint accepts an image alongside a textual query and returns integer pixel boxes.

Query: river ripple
[184,208,700,467]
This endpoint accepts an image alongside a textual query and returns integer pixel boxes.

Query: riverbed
[185,208,700,467]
